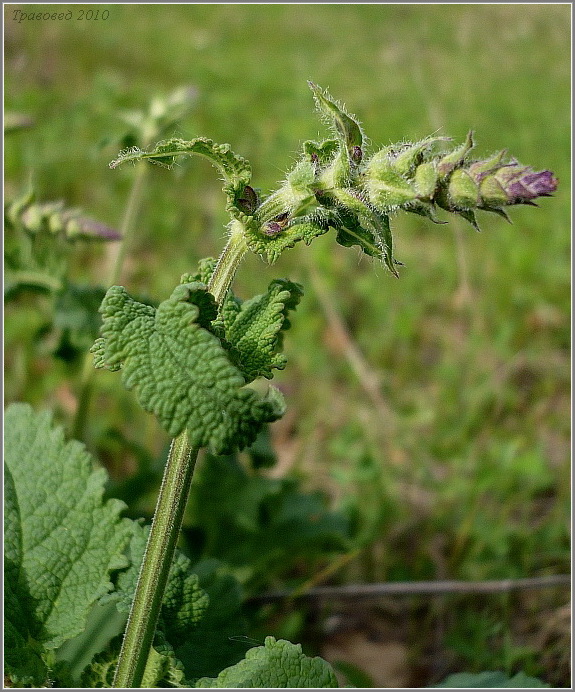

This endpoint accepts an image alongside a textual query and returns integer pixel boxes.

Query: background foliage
[5,4,570,687]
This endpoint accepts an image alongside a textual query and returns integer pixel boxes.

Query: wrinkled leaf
[91,282,285,455]
[110,522,209,643]
[110,137,252,219]
[195,636,338,688]
[221,278,303,382]
[4,404,131,686]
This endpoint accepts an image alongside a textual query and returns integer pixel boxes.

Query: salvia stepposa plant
[103,83,557,688]
[112,82,557,278]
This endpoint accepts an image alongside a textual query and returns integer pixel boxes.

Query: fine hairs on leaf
[5,81,557,689]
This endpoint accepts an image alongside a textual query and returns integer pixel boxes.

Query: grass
[5,3,570,686]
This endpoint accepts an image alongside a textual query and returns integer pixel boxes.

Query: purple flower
[76,217,122,240]
[495,166,557,204]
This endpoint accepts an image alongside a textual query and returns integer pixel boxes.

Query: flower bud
[475,163,557,207]
[364,150,416,207]
[20,204,45,233]
[466,150,507,180]
[437,131,474,177]
[494,166,557,204]
[256,160,316,232]
[448,169,479,208]
[477,175,508,207]
[351,145,363,164]
[237,185,258,214]
[263,221,284,237]
[393,136,451,178]
[414,162,438,200]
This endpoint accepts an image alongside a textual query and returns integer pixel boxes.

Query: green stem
[112,221,249,688]
[112,434,199,688]
[208,220,249,304]
[5,269,63,293]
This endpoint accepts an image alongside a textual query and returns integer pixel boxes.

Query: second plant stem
[73,162,149,441]
[112,226,248,688]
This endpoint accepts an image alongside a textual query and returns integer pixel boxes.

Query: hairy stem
[113,433,198,688]
[208,220,249,304]
[112,222,249,688]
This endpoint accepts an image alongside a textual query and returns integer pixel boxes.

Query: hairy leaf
[4,404,131,686]
[195,636,338,688]
[308,82,364,153]
[222,279,303,382]
[335,206,398,276]
[246,217,330,264]
[303,139,340,166]
[316,190,399,275]
[181,260,302,381]
[180,257,218,286]
[91,282,285,454]
[110,137,252,219]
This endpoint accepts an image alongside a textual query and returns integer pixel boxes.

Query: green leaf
[322,189,399,276]
[78,636,120,688]
[195,636,339,688]
[4,403,131,686]
[187,453,283,544]
[78,635,189,688]
[88,527,247,684]
[185,453,349,588]
[142,639,188,688]
[109,137,252,219]
[332,660,375,688]
[245,425,278,469]
[246,217,330,264]
[222,278,303,382]
[308,82,364,153]
[303,139,340,166]
[55,600,127,684]
[432,671,550,688]
[180,257,218,286]
[91,282,285,455]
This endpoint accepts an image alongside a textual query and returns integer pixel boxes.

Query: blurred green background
[5,3,570,687]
